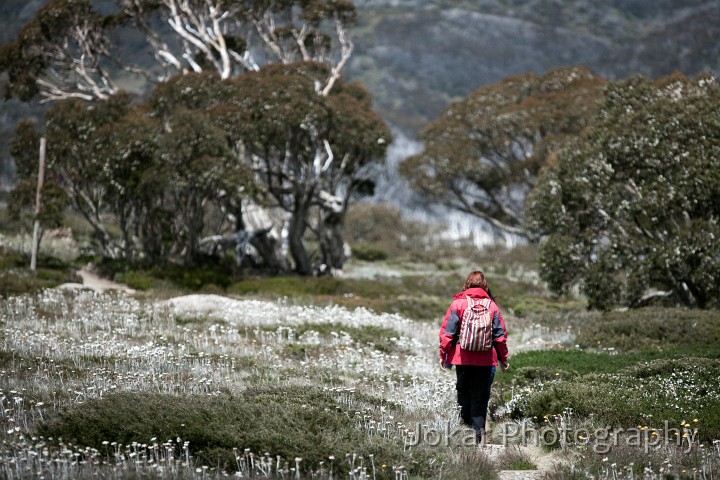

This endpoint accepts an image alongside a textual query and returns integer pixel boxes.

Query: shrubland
[1,200,720,479]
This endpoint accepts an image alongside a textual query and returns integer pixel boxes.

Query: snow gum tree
[152,64,389,274]
[527,72,720,309]
[400,66,605,237]
[2,0,385,273]
[40,92,251,264]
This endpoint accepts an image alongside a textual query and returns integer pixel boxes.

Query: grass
[436,450,498,480]
[495,446,537,470]
[497,345,720,386]
[225,269,569,323]
[496,306,720,448]
[107,259,234,292]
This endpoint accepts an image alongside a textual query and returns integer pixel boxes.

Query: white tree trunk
[30,137,47,271]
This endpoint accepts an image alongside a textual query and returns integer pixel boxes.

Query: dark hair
[464,271,494,300]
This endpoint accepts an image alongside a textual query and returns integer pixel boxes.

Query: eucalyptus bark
[288,200,312,275]
[319,210,345,273]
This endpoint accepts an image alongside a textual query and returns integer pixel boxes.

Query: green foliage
[38,388,425,477]
[12,63,388,273]
[0,247,26,270]
[209,62,390,273]
[107,257,233,292]
[350,243,388,261]
[0,0,105,101]
[36,85,254,265]
[228,275,345,297]
[226,265,562,323]
[281,343,323,360]
[113,270,155,291]
[3,0,383,275]
[400,66,605,236]
[521,358,720,442]
[7,119,71,232]
[527,72,720,309]
[174,315,211,326]
[149,72,228,116]
[164,265,232,291]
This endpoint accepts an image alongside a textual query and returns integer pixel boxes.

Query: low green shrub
[0,249,28,269]
[228,275,346,297]
[0,248,81,297]
[577,307,720,352]
[228,274,458,321]
[281,343,323,360]
[521,358,720,442]
[344,203,438,261]
[115,270,155,290]
[498,346,720,388]
[38,387,430,478]
[502,350,663,386]
[100,256,233,292]
[351,243,389,261]
[175,315,211,326]
[549,437,714,478]
[165,264,232,291]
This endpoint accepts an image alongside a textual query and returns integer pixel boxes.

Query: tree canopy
[13,63,387,271]
[152,63,389,273]
[526,72,720,309]
[399,66,605,237]
[37,89,252,264]
[3,0,389,274]
[0,0,356,102]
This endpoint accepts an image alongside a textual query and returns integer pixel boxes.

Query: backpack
[458,296,493,352]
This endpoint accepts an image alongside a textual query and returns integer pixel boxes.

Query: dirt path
[57,264,136,294]
[489,321,573,479]
[79,264,136,293]
[482,443,563,479]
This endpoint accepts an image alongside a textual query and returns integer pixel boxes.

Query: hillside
[346,0,720,133]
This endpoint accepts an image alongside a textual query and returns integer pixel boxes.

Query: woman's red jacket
[438,287,509,366]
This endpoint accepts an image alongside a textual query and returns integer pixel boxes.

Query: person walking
[439,271,509,444]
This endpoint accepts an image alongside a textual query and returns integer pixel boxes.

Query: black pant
[455,365,495,435]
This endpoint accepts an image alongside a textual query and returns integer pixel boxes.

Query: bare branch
[450,186,528,237]
[293,24,311,61]
[321,14,353,96]
[253,15,287,63]
[230,49,260,71]
[36,78,96,102]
